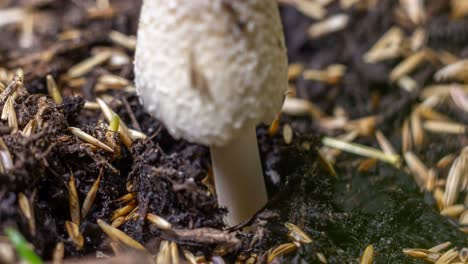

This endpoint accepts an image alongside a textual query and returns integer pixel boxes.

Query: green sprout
[5,228,43,264]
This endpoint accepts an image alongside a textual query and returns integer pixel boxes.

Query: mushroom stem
[210,123,267,226]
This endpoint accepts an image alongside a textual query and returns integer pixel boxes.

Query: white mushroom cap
[135,0,288,146]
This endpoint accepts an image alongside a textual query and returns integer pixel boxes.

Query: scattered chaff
[81,170,103,219]
[109,31,136,50]
[182,249,197,264]
[360,245,374,264]
[22,118,37,138]
[283,124,293,144]
[285,223,313,244]
[399,0,426,25]
[404,152,430,189]
[292,0,326,20]
[46,75,63,105]
[440,204,465,218]
[97,219,145,251]
[18,193,36,236]
[403,248,440,262]
[282,97,325,119]
[322,137,400,166]
[0,137,13,173]
[66,50,113,78]
[111,200,138,221]
[68,127,114,153]
[303,64,346,84]
[155,241,171,264]
[146,213,172,230]
[375,130,397,155]
[364,27,404,63]
[288,63,304,81]
[435,248,458,264]
[423,121,466,134]
[429,242,452,253]
[308,14,350,39]
[68,174,81,226]
[267,243,297,263]
[443,151,466,207]
[434,59,468,83]
[52,242,64,264]
[390,50,427,81]
[65,221,84,250]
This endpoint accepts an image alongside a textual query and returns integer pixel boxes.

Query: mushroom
[135,0,288,226]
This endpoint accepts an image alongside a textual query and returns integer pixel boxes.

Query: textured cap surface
[135,0,288,146]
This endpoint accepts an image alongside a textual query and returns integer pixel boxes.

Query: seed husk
[52,242,64,264]
[308,14,350,39]
[316,252,328,263]
[375,130,397,155]
[22,118,37,138]
[65,221,84,250]
[424,121,466,134]
[170,242,180,264]
[81,170,102,219]
[364,27,404,63]
[182,250,197,264]
[283,124,293,144]
[404,152,430,189]
[67,50,112,78]
[429,242,452,253]
[18,192,35,235]
[403,248,440,262]
[97,219,145,251]
[435,248,458,264]
[402,118,412,153]
[109,31,136,50]
[410,110,424,147]
[46,75,63,105]
[68,127,114,153]
[285,222,313,244]
[360,245,374,264]
[390,50,427,81]
[147,213,172,230]
[68,174,81,226]
[444,154,465,207]
[267,243,297,263]
[155,241,171,264]
[96,98,133,149]
[440,204,465,218]
[111,200,137,221]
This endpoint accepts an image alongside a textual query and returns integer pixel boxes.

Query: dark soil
[0,0,466,264]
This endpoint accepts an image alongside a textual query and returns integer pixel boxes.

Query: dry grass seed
[410,110,424,147]
[283,124,293,144]
[22,118,37,138]
[67,50,112,78]
[424,121,467,134]
[435,248,458,264]
[363,27,404,63]
[81,169,102,219]
[155,241,171,264]
[53,242,64,264]
[97,219,145,251]
[402,248,440,262]
[282,97,325,119]
[375,130,397,155]
[404,152,430,189]
[109,31,136,50]
[182,249,197,264]
[294,0,326,19]
[402,119,412,153]
[429,242,452,253]
[147,213,172,230]
[68,174,81,226]
[68,127,114,153]
[18,192,35,235]
[111,199,138,221]
[440,204,465,218]
[390,50,427,81]
[65,221,84,250]
[285,222,313,244]
[308,14,350,39]
[360,244,374,264]
[46,75,63,104]
[267,243,297,263]
[444,154,465,207]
